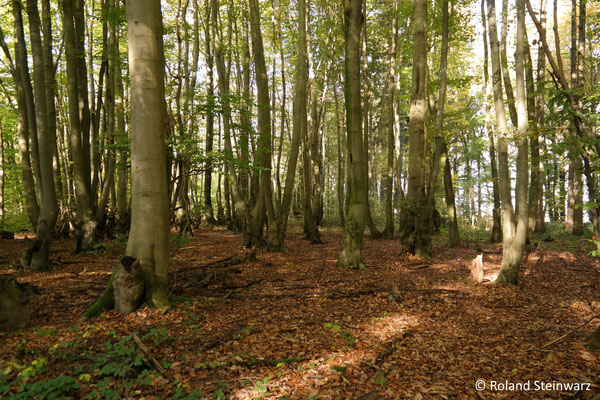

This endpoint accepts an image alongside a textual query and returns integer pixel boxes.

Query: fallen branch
[541,313,600,349]
[133,334,171,379]
[175,249,257,274]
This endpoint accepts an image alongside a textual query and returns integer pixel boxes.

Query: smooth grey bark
[276,0,318,248]
[248,0,279,251]
[337,0,367,270]
[23,0,59,271]
[500,0,518,127]
[482,0,502,242]
[494,0,529,284]
[524,28,540,242]
[5,2,39,228]
[62,0,98,252]
[203,0,216,225]
[360,5,382,239]
[401,0,429,257]
[305,5,324,234]
[425,0,451,247]
[212,0,247,233]
[124,0,170,310]
[383,0,398,238]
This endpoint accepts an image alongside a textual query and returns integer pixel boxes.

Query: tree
[122,0,170,310]
[400,0,429,257]
[21,0,59,271]
[487,0,528,284]
[338,0,367,270]
[61,0,98,252]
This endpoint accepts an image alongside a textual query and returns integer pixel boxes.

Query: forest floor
[1,224,600,399]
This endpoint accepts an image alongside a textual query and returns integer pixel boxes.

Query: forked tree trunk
[338,0,367,269]
[494,0,529,284]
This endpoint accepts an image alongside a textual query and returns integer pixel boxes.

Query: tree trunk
[337,0,367,270]
[534,0,547,233]
[495,0,529,284]
[124,0,170,309]
[443,145,460,247]
[23,0,59,271]
[248,0,279,251]
[424,0,450,246]
[401,0,429,257]
[500,0,518,127]
[382,0,398,238]
[9,0,40,228]
[62,0,98,252]
[203,0,216,225]
[212,0,248,233]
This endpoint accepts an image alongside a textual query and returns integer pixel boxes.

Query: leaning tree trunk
[338,0,367,270]
[22,0,59,271]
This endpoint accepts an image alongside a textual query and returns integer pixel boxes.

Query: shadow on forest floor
[1,225,600,399]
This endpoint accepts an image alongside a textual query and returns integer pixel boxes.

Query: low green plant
[142,327,173,345]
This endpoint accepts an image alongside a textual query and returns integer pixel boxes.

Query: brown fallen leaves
[0,227,599,399]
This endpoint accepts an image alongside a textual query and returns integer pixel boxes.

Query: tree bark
[382,0,398,238]
[8,0,40,228]
[401,0,429,257]
[23,0,59,271]
[124,0,170,309]
[62,0,98,252]
[337,0,367,269]
[482,0,502,242]
[495,0,529,284]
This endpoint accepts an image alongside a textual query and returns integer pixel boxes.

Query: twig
[133,334,171,379]
[541,313,600,349]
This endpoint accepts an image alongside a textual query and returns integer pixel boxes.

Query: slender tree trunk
[424,0,450,245]
[401,0,429,256]
[9,0,40,228]
[500,0,518,126]
[383,0,398,238]
[535,0,547,233]
[62,0,98,252]
[248,0,279,251]
[338,0,367,269]
[203,0,216,225]
[212,0,247,233]
[23,0,59,271]
[443,144,459,247]
[334,75,345,227]
[495,0,529,284]
[482,0,502,241]
[361,5,382,239]
[524,28,539,242]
